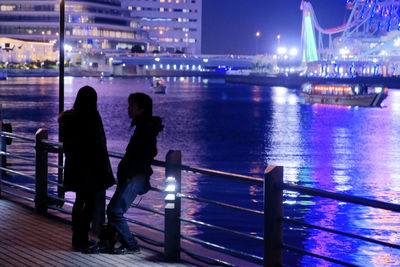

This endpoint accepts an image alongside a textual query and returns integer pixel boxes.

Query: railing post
[0,119,2,198]
[35,128,48,215]
[164,150,182,262]
[264,165,283,267]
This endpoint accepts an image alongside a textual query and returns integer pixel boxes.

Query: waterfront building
[121,0,202,54]
[0,37,57,63]
[0,0,153,63]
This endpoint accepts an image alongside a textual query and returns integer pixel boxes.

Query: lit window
[160,0,165,2]
[0,5,16,11]
[160,7,164,12]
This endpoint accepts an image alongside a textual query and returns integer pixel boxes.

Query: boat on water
[150,79,167,94]
[300,83,388,107]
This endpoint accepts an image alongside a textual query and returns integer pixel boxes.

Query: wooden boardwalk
[0,198,195,267]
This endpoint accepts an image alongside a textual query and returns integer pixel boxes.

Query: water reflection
[0,77,399,265]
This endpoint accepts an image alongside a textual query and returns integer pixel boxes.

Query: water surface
[1,76,399,266]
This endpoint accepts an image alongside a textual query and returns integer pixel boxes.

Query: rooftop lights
[289,48,298,56]
[277,47,287,55]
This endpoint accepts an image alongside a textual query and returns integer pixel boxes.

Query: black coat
[117,114,163,184]
[59,109,115,193]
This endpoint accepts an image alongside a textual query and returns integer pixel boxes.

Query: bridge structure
[301,0,400,77]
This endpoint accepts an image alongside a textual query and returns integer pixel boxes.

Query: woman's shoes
[72,239,96,252]
[83,241,113,254]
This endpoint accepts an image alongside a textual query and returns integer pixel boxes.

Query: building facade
[0,37,57,63]
[0,0,152,62]
[122,0,202,54]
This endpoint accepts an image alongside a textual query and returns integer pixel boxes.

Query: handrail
[0,131,35,142]
[179,164,263,185]
[282,217,400,249]
[278,182,400,212]
[179,216,263,242]
[178,192,263,215]
[1,128,400,267]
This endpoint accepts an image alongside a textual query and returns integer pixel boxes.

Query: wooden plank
[0,199,195,267]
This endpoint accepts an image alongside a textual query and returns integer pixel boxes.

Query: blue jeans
[106,175,146,248]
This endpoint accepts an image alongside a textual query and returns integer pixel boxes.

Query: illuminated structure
[121,0,202,54]
[0,37,57,62]
[0,0,152,61]
[301,0,400,77]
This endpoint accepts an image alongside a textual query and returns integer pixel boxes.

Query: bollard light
[165,176,176,209]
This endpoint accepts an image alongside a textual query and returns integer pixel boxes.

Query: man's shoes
[72,239,96,252]
[112,244,141,255]
[83,241,113,254]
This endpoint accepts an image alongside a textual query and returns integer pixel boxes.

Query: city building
[0,37,57,63]
[122,0,202,54]
[0,0,153,63]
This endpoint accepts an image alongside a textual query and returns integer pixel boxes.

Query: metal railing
[0,127,399,266]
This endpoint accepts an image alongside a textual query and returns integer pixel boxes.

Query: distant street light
[277,35,281,47]
[289,48,298,56]
[277,47,287,55]
[255,31,261,55]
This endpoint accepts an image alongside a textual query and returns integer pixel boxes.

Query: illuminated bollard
[164,150,181,262]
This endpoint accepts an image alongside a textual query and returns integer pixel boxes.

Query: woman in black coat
[58,86,115,250]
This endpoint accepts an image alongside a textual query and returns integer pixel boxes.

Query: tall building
[122,0,202,54]
[0,0,152,62]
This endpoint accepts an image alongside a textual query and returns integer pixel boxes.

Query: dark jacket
[117,114,163,185]
[58,109,115,193]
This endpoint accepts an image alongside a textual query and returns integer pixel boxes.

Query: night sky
[202,0,348,55]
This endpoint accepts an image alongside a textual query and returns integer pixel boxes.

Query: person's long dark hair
[73,86,98,113]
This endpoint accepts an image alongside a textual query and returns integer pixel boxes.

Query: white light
[64,44,72,52]
[339,48,350,55]
[165,184,176,192]
[166,176,175,183]
[277,47,287,55]
[289,48,298,56]
[203,58,209,63]
[165,203,175,209]
[165,194,175,201]
[394,38,400,47]
[155,57,160,62]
